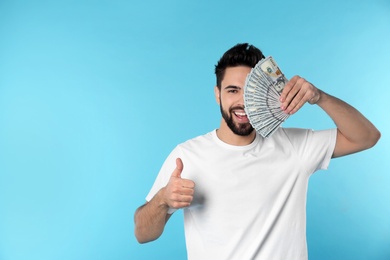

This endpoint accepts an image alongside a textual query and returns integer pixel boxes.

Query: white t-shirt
[146,127,337,260]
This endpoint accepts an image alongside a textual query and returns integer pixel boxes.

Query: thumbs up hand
[163,158,195,209]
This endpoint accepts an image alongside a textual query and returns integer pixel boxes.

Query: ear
[214,86,221,105]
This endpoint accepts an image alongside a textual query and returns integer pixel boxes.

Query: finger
[171,200,192,209]
[173,193,194,203]
[181,179,195,189]
[176,184,195,195]
[287,84,318,114]
[280,76,302,110]
[283,76,310,111]
[280,75,299,103]
[285,87,308,114]
[170,179,195,196]
[171,158,184,178]
[287,95,306,114]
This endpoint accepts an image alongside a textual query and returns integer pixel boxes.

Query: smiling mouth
[233,110,249,121]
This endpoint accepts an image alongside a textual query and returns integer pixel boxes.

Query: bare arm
[134,188,172,243]
[315,90,380,157]
[280,76,381,158]
[134,158,195,243]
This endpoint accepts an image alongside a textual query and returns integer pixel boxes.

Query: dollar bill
[243,55,290,138]
[257,56,288,94]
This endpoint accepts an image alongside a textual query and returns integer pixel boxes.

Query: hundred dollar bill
[257,56,288,93]
[243,55,290,138]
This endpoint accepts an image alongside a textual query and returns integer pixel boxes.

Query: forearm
[134,188,171,243]
[134,158,194,243]
[316,90,380,157]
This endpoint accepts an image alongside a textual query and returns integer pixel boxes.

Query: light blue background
[0,0,389,259]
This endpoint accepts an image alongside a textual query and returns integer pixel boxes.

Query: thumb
[171,158,184,178]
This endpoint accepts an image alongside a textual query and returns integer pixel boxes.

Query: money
[244,56,290,137]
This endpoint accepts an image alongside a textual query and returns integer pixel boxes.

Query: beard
[219,100,254,136]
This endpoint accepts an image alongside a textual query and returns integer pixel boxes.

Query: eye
[225,86,241,94]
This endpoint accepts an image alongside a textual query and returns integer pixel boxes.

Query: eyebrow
[224,85,241,90]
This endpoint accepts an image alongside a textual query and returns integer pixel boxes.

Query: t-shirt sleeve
[284,128,337,174]
[307,128,337,171]
[145,146,182,214]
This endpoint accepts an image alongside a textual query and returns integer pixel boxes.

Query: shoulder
[273,127,336,138]
[269,127,311,142]
[269,127,336,146]
[271,127,337,151]
[177,130,216,151]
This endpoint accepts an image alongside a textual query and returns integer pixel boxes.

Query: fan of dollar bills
[243,56,290,138]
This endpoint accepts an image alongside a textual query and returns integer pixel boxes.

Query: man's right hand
[162,158,195,209]
[134,157,194,243]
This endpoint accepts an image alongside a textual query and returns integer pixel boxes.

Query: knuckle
[171,193,180,201]
[171,202,180,208]
[297,77,305,85]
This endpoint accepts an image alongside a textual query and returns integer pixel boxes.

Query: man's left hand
[279,75,322,114]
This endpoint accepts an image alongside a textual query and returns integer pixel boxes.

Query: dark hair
[214,43,265,88]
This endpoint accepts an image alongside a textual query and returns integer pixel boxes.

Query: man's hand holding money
[279,75,322,115]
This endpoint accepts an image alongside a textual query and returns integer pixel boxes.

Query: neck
[216,119,256,146]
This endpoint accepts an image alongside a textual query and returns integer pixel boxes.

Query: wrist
[313,89,326,105]
[156,187,170,210]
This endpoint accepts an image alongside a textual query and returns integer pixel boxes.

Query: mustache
[229,106,245,113]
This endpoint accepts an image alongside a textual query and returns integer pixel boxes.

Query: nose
[239,91,245,107]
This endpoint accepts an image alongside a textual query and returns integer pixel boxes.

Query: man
[134,43,380,259]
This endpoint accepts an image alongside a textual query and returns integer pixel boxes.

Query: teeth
[235,111,247,116]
